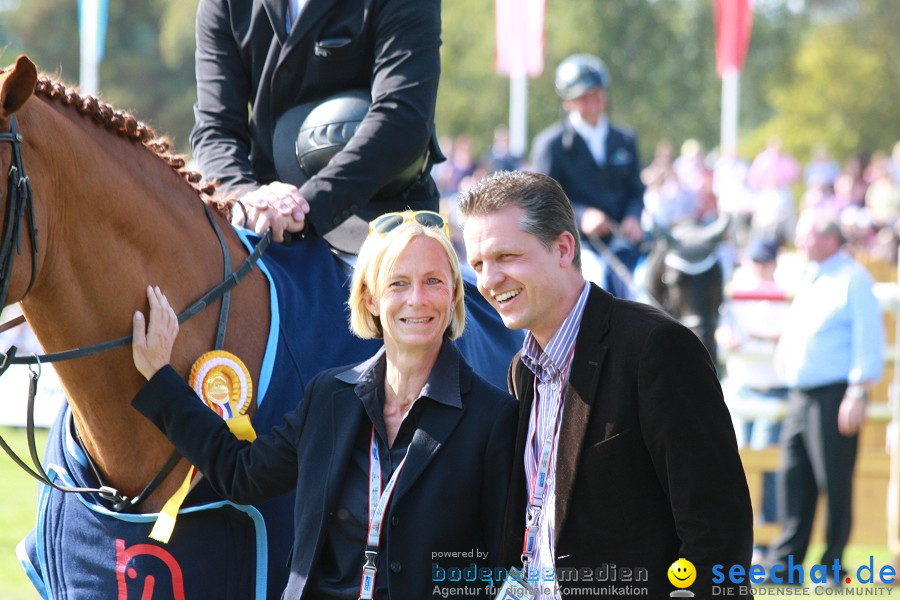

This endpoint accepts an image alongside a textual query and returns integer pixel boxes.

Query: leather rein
[0,114,273,512]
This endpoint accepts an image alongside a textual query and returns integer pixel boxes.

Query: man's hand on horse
[239,182,310,242]
[132,286,179,380]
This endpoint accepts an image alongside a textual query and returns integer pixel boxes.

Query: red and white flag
[714,0,753,77]
[495,0,546,77]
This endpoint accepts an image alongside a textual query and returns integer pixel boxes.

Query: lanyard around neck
[359,427,410,600]
[520,346,576,566]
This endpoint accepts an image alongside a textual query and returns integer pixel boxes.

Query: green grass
[0,426,47,600]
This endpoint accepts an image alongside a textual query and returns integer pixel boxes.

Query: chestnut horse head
[0,55,269,511]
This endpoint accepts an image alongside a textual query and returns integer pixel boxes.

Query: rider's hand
[580,208,613,238]
[132,286,179,380]
[619,216,645,244]
[239,182,311,242]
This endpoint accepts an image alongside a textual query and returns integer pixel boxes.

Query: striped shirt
[520,281,590,598]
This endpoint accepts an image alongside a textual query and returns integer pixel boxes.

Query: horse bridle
[0,113,273,512]
[0,116,39,320]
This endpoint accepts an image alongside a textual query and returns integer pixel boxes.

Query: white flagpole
[720,66,740,152]
[79,0,101,95]
[497,0,542,160]
[509,73,528,159]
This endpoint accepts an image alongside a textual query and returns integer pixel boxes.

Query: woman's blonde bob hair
[348,219,466,340]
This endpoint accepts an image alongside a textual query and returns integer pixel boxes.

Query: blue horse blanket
[18,233,521,599]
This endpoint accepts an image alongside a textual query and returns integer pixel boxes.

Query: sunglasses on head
[368,210,450,238]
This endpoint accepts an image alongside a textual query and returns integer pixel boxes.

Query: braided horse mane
[18,71,236,217]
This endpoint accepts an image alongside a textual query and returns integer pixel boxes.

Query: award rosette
[150,350,257,544]
[189,350,256,441]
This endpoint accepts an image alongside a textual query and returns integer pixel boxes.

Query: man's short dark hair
[457,171,582,268]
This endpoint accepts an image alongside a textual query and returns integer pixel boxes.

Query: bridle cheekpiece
[0,115,39,317]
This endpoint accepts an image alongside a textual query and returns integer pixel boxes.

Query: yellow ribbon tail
[149,467,196,544]
[227,414,257,442]
[151,351,255,543]
[147,408,255,543]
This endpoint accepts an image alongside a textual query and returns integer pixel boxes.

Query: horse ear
[0,55,38,119]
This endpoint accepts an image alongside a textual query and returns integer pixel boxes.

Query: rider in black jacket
[530,54,645,298]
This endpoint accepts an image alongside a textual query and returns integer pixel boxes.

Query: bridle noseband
[0,115,39,316]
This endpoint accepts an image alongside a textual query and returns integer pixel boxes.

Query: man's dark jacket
[190,0,443,236]
[501,284,753,598]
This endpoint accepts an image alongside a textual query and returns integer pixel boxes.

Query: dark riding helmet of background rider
[554,53,611,101]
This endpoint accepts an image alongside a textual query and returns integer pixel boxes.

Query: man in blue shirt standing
[766,209,885,584]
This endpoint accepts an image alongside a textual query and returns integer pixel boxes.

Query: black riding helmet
[555,53,611,100]
[273,89,427,198]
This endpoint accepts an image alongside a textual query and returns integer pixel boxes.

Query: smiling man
[457,170,752,599]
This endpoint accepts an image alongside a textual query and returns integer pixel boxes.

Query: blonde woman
[131,212,516,599]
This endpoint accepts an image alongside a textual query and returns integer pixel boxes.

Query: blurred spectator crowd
[434,130,900,272]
